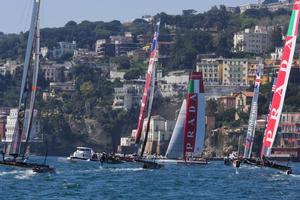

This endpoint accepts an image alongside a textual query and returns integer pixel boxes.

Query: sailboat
[178,72,207,165]
[224,61,262,168]
[240,0,300,174]
[133,21,163,169]
[0,0,54,173]
[165,72,207,165]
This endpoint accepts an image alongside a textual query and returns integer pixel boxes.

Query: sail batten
[261,0,300,158]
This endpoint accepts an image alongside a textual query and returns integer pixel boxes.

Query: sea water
[0,157,299,200]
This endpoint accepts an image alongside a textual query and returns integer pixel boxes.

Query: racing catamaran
[134,21,163,169]
[0,0,54,173]
[241,0,300,174]
[165,72,207,165]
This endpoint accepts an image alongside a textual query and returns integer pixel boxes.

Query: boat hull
[135,159,163,169]
[177,160,208,165]
[242,158,292,174]
[0,160,55,173]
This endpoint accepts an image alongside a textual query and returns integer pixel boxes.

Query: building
[142,115,175,156]
[52,41,76,58]
[222,58,248,86]
[3,109,41,143]
[112,82,144,110]
[49,81,76,92]
[218,96,236,110]
[95,39,115,57]
[162,70,189,85]
[270,47,284,61]
[233,91,253,113]
[110,34,140,56]
[196,58,222,85]
[109,70,126,81]
[40,63,65,82]
[239,3,262,13]
[247,58,263,86]
[265,1,292,12]
[141,15,153,22]
[0,60,20,75]
[234,26,272,54]
[159,82,187,98]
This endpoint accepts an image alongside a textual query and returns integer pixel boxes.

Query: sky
[0,0,255,33]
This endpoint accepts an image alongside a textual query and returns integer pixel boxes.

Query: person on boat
[1,150,4,162]
[100,152,107,162]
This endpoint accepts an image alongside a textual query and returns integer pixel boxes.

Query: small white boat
[67,147,99,162]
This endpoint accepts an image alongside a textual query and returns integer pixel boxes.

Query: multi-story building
[3,109,41,143]
[112,82,144,110]
[110,34,140,56]
[142,115,175,156]
[196,58,222,85]
[49,81,76,92]
[52,41,76,58]
[239,3,262,13]
[162,70,189,85]
[265,1,292,12]
[41,63,65,82]
[0,60,20,76]
[247,58,264,86]
[95,39,115,57]
[234,26,272,54]
[222,58,248,86]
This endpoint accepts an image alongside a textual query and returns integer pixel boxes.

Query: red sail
[183,72,205,159]
[135,22,160,144]
[261,0,300,158]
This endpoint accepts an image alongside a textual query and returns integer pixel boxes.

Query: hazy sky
[0,0,255,33]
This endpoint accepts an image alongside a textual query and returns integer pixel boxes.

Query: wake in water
[0,170,20,176]
[15,169,36,180]
[108,167,144,172]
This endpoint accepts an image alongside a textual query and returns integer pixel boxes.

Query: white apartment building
[162,70,189,85]
[3,109,41,143]
[142,115,175,156]
[196,58,222,85]
[52,41,76,58]
[239,3,262,13]
[112,83,144,110]
[0,60,20,76]
[234,26,272,54]
[222,58,248,86]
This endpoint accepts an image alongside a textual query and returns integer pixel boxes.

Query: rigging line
[19,0,32,33]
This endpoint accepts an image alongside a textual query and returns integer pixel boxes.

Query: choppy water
[0,157,300,200]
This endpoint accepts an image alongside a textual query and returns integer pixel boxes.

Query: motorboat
[67,147,99,162]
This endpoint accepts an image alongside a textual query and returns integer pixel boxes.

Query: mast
[261,0,300,158]
[10,0,41,157]
[22,18,41,159]
[183,72,205,160]
[140,64,156,157]
[135,21,160,144]
[244,62,262,159]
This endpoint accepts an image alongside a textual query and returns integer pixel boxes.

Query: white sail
[165,100,186,159]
